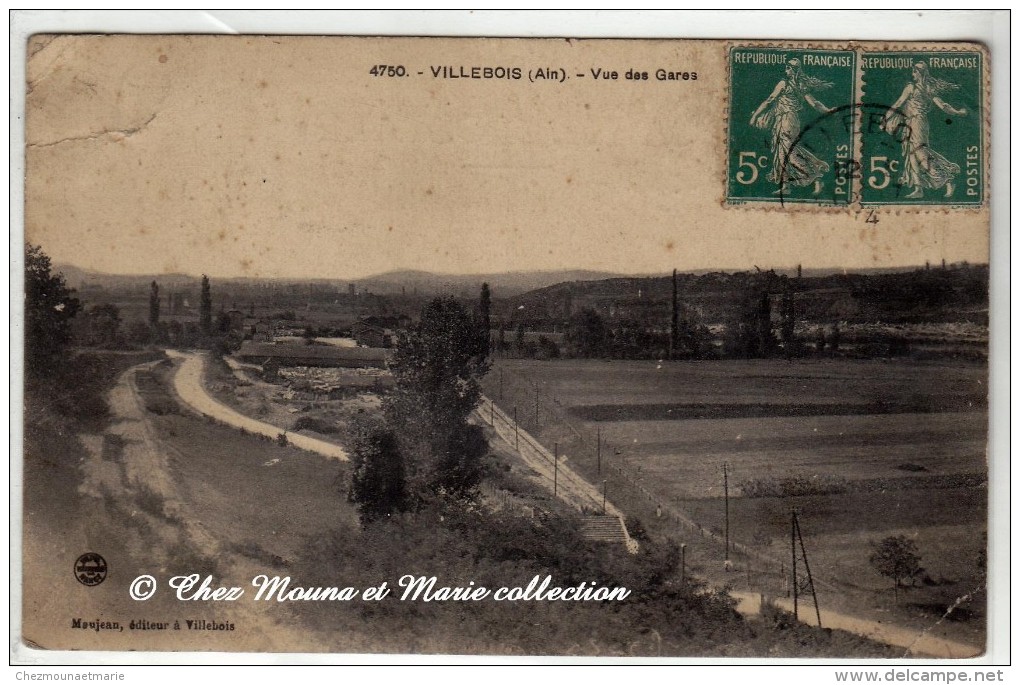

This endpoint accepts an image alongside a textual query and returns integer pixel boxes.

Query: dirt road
[166,350,348,461]
[730,592,982,658]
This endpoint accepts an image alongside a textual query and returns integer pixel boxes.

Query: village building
[351,315,408,348]
[225,309,245,333]
[235,341,392,369]
[251,322,273,342]
[351,321,393,348]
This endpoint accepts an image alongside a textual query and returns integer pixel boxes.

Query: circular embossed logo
[74,553,108,586]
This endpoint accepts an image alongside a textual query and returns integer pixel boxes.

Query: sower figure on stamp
[749,58,834,196]
[882,62,968,199]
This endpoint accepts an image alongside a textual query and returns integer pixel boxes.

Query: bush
[751,528,773,547]
[738,475,849,498]
[348,422,408,524]
[626,516,650,542]
[164,540,219,579]
[134,486,179,523]
[227,540,289,569]
[143,396,178,415]
[292,415,338,434]
[536,335,560,359]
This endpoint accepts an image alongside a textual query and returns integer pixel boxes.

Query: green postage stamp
[728,47,857,205]
[859,50,984,205]
[727,43,986,208]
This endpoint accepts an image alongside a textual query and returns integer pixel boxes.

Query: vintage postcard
[15,29,999,663]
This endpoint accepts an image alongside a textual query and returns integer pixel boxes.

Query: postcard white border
[7,9,1011,671]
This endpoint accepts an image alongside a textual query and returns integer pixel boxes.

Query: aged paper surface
[16,27,1001,662]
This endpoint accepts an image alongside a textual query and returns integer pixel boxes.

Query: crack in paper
[27,113,158,149]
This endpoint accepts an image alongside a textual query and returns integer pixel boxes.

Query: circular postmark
[74,552,108,586]
[778,102,909,207]
[776,102,865,206]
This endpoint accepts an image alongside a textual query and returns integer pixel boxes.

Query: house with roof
[235,341,392,369]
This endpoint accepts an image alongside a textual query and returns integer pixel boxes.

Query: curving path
[165,349,349,461]
[730,591,982,658]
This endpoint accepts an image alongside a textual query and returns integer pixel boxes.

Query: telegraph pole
[794,510,822,628]
[723,462,730,561]
[602,480,608,514]
[596,424,602,476]
[670,268,678,360]
[513,405,519,451]
[680,543,687,586]
[553,442,559,497]
[791,508,799,621]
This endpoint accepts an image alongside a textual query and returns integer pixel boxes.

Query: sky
[22,34,990,280]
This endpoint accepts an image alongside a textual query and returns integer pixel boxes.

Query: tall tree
[670,268,679,360]
[149,280,161,329]
[199,275,212,336]
[478,282,492,356]
[869,535,923,603]
[566,308,608,358]
[829,322,841,353]
[755,291,775,357]
[779,289,795,350]
[780,288,798,356]
[85,304,121,346]
[25,244,80,378]
[723,275,778,359]
[384,297,490,503]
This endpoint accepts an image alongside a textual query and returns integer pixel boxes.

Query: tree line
[494,270,824,361]
[27,244,238,353]
[492,263,988,361]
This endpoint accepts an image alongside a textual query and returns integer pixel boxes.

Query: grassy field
[593,411,985,498]
[484,357,989,646]
[515,358,984,409]
[488,357,986,493]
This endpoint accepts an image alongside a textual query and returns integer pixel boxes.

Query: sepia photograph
[11,11,1007,669]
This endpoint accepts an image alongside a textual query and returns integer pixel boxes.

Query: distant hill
[52,264,625,299]
[51,262,975,312]
[54,264,196,290]
[352,269,624,297]
[503,264,990,326]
